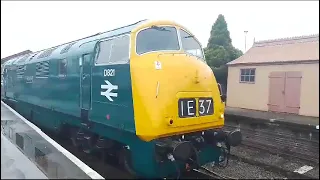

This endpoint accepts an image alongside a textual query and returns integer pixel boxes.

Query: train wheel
[118,148,138,177]
[70,128,82,148]
[82,133,98,154]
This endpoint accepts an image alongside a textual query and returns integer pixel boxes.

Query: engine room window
[95,35,130,65]
[16,65,26,78]
[136,26,180,55]
[240,68,255,83]
[179,29,204,59]
[58,58,67,76]
[36,61,49,77]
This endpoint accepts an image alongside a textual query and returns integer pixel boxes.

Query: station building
[226,34,319,117]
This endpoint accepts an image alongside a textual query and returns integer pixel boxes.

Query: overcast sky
[1,1,319,59]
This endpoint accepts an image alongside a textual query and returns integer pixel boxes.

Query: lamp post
[244,30,248,52]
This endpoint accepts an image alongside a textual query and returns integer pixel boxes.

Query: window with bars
[16,65,26,78]
[240,68,255,83]
[36,61,50,77]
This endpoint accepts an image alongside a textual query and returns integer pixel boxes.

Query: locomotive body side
[2,22,142,137]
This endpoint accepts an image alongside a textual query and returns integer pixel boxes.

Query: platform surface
[225,106,319,127]
[1,133,48,179]
[1,101,104,179]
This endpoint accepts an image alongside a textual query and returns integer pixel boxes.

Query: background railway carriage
[1,19,241,178]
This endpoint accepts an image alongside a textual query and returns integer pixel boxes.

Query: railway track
[240,139,318,165]
[224,122,319,164]
[180,167,236,179]
[229,147,318,179]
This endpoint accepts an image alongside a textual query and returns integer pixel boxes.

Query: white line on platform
[1,101,104,180]
[293,165,313,174]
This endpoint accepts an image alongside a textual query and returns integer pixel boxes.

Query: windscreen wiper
[183,35,194,38]
[151,25,171,32]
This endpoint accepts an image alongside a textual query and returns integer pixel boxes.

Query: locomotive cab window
[95,35,130,65]
[109,35,130,64]
[179,29,204,59]
[136,26,180,55]
[58,58,67,76]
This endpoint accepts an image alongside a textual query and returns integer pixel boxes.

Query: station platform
[1,133,47,179]
[225,106,319,129]
[1,101,104,179]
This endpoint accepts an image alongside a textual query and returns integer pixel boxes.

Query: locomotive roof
[4,19,192,67]
[4,19,148,66]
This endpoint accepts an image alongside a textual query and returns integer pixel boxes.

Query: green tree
[204,14,243,87]
[204,46,229,68]
[207,14,232,48]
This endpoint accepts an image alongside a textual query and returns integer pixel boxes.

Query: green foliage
[204,46,229,68]
[204,14,243,87]
[207,14,232,48]
[210,65,228,86]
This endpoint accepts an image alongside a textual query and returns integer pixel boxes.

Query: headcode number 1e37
[178,98,214,118]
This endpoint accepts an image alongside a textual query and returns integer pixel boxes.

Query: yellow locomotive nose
[156,53,223,126]
[156,53,213,92]
[131,52,225,141]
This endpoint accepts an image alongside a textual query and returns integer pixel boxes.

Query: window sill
[239,81,255,84]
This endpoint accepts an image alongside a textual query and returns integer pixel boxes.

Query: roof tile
[228,34,319,65]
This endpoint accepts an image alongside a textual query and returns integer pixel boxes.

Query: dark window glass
[59,58,67,76]
[240,75,245,82]
[136,26,179,55]
[249,75,255,82]
[244,75,250,82]
[250,69,255,76]
[240,69,245,75]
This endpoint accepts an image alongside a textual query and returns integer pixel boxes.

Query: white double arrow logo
[101,80,118,102]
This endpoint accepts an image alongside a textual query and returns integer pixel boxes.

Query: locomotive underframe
[2,97,242,178]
